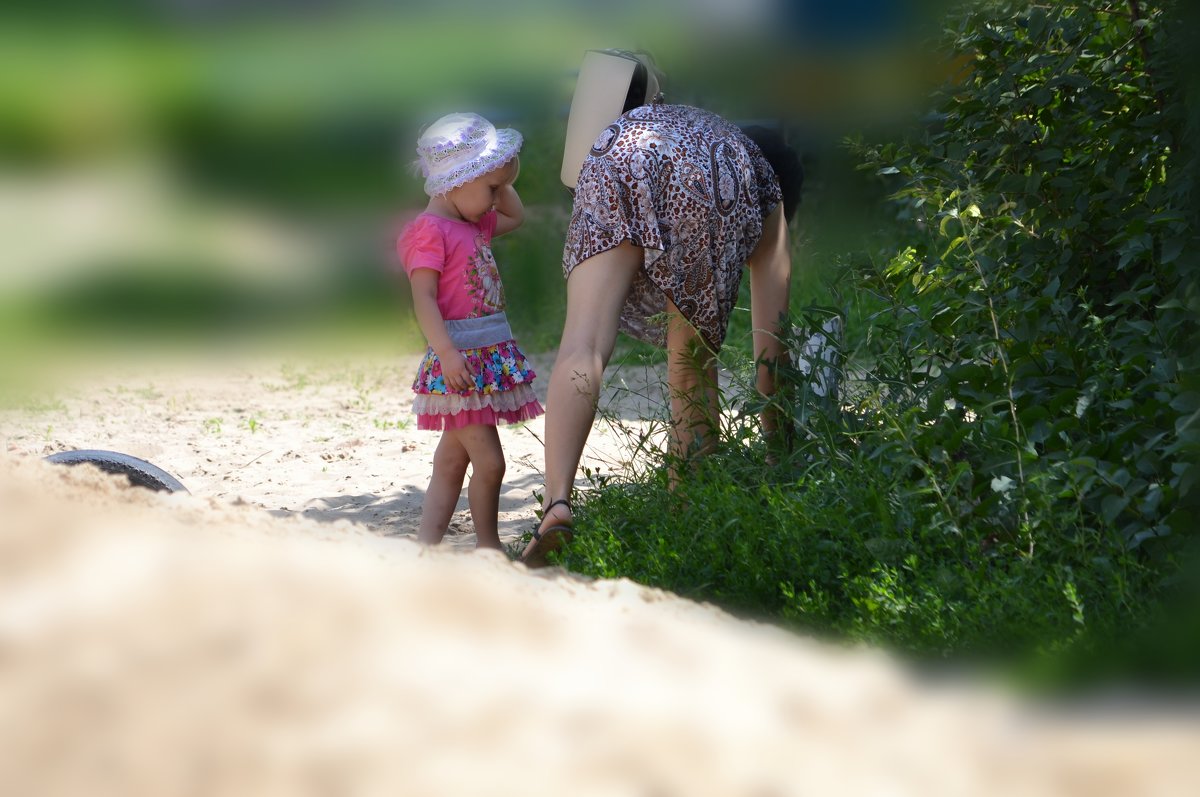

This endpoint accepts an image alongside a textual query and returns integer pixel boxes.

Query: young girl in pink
[397,112,543,550]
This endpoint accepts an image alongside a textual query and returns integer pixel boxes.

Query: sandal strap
[528,498,572,544]
[544,498,572,513]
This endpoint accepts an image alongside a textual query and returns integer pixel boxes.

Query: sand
[2,352,1198,796]
[1,350,671,549]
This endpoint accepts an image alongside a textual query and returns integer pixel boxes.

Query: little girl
[396,112,543,550]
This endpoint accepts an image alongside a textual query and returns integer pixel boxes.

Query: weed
[278,363,310,391]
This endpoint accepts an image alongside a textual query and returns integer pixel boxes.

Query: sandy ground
[1,349,672,550]
[3,351,1200,795]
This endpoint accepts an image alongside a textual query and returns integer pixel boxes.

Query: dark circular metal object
[44,449,189,494]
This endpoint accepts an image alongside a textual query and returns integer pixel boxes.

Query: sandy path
[4,352,1200,795]
[4,450,1199,796]
[1,349,670,550]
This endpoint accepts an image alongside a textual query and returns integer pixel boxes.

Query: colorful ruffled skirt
[411,313,543,431]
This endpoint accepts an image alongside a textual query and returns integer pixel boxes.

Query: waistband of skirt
[443,311,514,350]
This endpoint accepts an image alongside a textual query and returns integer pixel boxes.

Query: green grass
[541,385,1161,682]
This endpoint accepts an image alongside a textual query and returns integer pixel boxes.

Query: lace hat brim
[424,128,523,197]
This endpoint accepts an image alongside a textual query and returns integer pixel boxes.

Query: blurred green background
[1,1,944,373]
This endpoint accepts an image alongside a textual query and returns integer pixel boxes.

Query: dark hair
[741,125,804,224]
[602,49,660,114]
[623,62,648,113]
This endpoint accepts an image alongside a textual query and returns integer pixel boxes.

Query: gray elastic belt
[444,312,514,350]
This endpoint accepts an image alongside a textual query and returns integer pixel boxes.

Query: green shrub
[547,0,1196,674]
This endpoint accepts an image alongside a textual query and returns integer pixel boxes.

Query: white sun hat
[415,112,523,198]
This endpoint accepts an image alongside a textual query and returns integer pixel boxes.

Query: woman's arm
[747,205,792,437]
[494,184,525,236]
[409,269,472,392]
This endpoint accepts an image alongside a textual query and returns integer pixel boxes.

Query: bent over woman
[521,51,802,566]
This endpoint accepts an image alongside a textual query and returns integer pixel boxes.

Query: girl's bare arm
[409,269,472,391]
[494,184,525,236]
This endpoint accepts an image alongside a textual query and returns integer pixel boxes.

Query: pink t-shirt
[396,210,506,321]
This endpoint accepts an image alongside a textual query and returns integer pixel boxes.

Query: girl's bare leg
[454,424,506,550]
[418,429,469,545]
[665,299,720,488]
[538,241,642,532]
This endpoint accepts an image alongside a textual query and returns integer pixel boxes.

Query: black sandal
[520,498,574,567]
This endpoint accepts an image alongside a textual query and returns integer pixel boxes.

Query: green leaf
[1027,86,1053,107]
[1100,494,1129,524]
[1160,237,1184,265]
[943,236,967,258]
[1169,393,1200,414]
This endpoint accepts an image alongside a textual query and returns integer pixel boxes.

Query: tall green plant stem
[961,221,1033,551]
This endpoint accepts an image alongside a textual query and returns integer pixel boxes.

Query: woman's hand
[762,398,795,466]
[437,348,474,393]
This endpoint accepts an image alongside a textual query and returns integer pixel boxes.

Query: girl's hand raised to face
[438,349,474,393]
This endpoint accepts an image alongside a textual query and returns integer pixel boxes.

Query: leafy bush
[848,0,1196,563]
[551,0,1197,672]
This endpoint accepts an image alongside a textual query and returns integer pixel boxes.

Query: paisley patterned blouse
[564,104,783,351]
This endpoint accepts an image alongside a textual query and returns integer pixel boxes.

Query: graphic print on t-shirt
[465,231,505,316]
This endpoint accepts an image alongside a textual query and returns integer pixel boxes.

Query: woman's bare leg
[417,429,469,545]
[454,424,506,550]
[665,299,720,487]
[537,241,642,532]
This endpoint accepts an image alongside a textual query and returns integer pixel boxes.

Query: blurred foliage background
[0,0,950,368]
